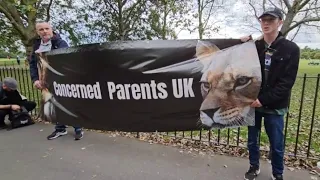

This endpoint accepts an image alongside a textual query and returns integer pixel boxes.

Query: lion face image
[196,41,261,129]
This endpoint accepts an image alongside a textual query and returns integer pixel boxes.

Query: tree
[195,0,226,39]
[48,0,96,46]
[147,0,193,40]
[0,0,91,57]
[0,13,21,54]
[0,0,57,59]
[83,0,149,41]
[313,52,320,59]
[245,0,320,40]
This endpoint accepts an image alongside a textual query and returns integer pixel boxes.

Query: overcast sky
[177,1,320,49]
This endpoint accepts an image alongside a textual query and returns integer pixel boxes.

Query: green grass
[298,59,320,75]
[0,58,27,67]
[165,59,320,159]
[0,58,319,159]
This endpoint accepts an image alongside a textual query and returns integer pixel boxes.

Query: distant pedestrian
[16,56,20,65]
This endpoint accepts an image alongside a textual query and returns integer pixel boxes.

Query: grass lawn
[165,59,320,159]
[298,59,320,75]
[0,58,319,159]
[0,58,27,67]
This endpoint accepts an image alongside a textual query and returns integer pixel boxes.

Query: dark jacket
[29,32,69,83]
[0,82,24,105]
[255,32,300,109]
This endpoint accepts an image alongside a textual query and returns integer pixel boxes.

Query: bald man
[29,21,68,88]
[28,21,83,141]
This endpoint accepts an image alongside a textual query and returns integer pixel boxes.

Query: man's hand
[34,80,42,89]
[240,35,252,43]
[11,105,21,111]
[251,99,262,108]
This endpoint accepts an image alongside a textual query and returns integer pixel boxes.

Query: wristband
[10,105,12,109]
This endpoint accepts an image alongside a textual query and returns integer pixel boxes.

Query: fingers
[250,99,262,108]
[250,102,257,107]
[250,100,259,107]
[34,81,43,89]
[240,35,253,43]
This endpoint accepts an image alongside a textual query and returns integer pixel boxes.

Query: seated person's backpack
[7,106,34,130]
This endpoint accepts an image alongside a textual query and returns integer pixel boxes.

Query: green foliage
[147,0,193,40]
[301,46,320,60]
[0,14,21,53]
[81,0,150,41]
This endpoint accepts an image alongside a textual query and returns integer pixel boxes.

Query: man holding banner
[242,7,300,180]
[29,21,84,141]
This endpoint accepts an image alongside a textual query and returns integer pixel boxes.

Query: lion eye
[234,76,252,88]
[201,82,211,92]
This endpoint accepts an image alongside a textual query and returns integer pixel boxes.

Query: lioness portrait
[142,40,262,129]
[196,40,261,129]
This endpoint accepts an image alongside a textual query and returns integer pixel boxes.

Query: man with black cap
[241,7,300,180]
[0,77,36,128]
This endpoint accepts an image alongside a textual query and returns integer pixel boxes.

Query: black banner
[39,39,261,132]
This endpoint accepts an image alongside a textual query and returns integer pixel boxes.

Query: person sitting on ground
[0,77,36,129]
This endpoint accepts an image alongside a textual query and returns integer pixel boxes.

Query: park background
[0,0,320,172]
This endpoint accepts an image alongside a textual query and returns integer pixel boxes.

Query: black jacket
[28,32,69,83]
[0,82,23,105]
[255,32,300,109]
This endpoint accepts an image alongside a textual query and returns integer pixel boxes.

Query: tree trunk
[198,0,203,39]
[161,2,168,40]
[280,10,296,37]
[24,43,34,61]
[117,0,125,41]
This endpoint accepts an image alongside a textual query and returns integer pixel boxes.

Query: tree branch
[46,0,54,22]
[263,0,266,12]
[268,0,286,13]
[290,24,301,41]
[298,0,311,11]
[286,17,320,33]
[202,1,215,29]
[0,1,24,26]
[103,0,118,13]
[122,0,128,6]
[0,3,26,38]
[249,2,259,21]
[202,0,207,9]
[124,0,143,25]
[126,2,145,35]
[243,24,263,32]
[299,6,320,12]
[36,0,44,9]
[283,0,292,9]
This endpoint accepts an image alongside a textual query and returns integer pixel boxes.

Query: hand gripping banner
[39,39,261,132]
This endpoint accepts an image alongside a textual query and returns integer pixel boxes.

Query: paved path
[0,123,312,180]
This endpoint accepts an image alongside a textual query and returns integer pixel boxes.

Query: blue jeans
[248,111,284,175]
[55,123,82,132]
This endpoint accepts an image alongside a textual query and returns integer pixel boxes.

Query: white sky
[177,1,320,49]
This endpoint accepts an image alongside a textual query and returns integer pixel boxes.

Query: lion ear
[196,40,220,64]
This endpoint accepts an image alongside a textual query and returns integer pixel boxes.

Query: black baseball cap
[258,7,283,20]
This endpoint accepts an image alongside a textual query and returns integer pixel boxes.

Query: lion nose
[201,108,220,119]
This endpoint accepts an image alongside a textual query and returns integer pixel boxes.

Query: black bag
[7,106,34,130]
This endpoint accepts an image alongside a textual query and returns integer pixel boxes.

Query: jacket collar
[256,31,285,53]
